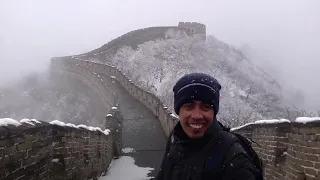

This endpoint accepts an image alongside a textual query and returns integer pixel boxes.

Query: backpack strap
[204,131,245,179]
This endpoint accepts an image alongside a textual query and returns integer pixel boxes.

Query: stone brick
[24,135,36,142]
[25,162,38,173]
[11,151,27,161]
[304,167,318,176]
[22,157,36,167]
[292,162,304,172]
[306,174,316,180]
[4,146,16,155]
[305,154,319,162]
[295,151,306,159]
[0,166,6,177]
[300,160,314,167]
[304,134,317,141]
[17,142,32,151]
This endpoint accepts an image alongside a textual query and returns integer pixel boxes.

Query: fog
[1,0,319,111]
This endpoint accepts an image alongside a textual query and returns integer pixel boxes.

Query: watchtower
[178,22,206,36]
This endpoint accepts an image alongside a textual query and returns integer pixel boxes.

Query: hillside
[0,72,106,128]
[0,28,304,128]
[86,29,297,127]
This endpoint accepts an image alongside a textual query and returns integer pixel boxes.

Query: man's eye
[202,104,212,111]
[183,103,194,109]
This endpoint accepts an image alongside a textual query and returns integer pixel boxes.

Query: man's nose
[191,107,204,120]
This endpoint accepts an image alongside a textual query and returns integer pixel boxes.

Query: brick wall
[0,121,52,180]
[0,107,122,180]
[52,123,112,179]
[233,121,320,180]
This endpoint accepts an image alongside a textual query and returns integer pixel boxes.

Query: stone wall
[0,120,53,180]
[65,59,179,137]
[233,120,320,180]
[51,121,113,180]
[82,26,194,57]
[50,57,117,112]
[0,107,122,180]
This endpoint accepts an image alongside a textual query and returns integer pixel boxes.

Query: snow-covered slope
[89,30,298,127]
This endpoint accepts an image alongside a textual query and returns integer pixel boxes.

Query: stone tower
[178,22,206,36]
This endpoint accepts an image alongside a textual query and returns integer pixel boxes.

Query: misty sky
[0,0,319,110]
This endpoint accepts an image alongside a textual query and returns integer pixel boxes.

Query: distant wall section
[69,22,206,59]
[178,22,206,35]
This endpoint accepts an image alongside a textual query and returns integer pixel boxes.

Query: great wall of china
[1,22,319,180]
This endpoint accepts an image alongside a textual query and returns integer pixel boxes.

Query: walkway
[100,73,168,179]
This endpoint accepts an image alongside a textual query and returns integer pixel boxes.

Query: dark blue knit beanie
[173,73,221,115]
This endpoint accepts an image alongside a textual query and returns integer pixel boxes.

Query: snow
[122,147,135,153]
[98,156,153,180]
[50,120,66,126]
[254,119,290,124]
[104,129,111,135]
[20,119,41,126]
[231,119,290,131]
[77,124,110,135]
[50,120,110,135]
[0,118,21,127]
[65,123,79,129]
[170,113,179,119]
[230,122,254,131]
[52,158,59,163]
[111,107,118,110]
[295,117,320,124]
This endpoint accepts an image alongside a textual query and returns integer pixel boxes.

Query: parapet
[178,22,206,35]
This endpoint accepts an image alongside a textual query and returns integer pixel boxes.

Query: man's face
[179,100,215,139]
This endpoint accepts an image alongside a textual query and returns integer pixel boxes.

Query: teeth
[190,124,203,129]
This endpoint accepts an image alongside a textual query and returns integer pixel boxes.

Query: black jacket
[155,120,261,180]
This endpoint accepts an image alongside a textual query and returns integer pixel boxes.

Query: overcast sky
[0,0,319,111]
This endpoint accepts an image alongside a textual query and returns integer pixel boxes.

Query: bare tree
[246,84,255,100]
[286,106,292,120]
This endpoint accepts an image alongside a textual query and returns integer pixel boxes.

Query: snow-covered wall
[232,118,320,180]
[79,25,199,57]
[50,57,117,112]
[0,106,122,180]
[52,58,179,137]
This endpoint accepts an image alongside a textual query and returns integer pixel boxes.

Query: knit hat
[173,73,221,115]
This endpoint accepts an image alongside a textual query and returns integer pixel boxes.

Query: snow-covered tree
[100,29,300,127]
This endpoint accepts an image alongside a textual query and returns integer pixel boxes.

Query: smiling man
[155,73,262,180]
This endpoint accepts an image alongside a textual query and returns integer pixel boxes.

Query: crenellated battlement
[178,22,206,35]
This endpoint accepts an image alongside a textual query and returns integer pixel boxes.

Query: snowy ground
[98,147,154,180]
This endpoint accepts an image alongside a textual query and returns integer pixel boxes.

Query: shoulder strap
[204,131,244,179]
[181,131,241,180]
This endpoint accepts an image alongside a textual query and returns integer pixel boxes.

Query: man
[155,73,262,180]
